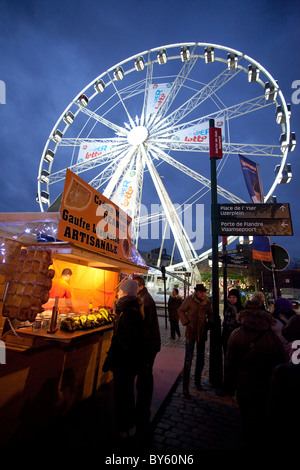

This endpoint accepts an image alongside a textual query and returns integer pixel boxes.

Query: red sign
[209,127,223,159]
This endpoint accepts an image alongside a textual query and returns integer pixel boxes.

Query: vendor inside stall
[49,267,73,312]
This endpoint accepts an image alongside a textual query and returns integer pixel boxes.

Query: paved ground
[149,315,243,453]
[3,311,244,461]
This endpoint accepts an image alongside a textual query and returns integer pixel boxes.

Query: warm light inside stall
[43,259,119,313]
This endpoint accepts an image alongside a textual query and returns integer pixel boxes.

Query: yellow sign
[57,169,132,261]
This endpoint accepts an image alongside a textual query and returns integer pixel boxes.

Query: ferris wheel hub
[127,126,148,145]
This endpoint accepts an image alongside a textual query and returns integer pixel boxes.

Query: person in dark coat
[178,283,213,397]
[270,297,296,358]
[134,276,161,438]
[222,288,243,355]
[168,288,182,339]
[102,279,146,438]
[265,313,300,448]
[223,300,287,449]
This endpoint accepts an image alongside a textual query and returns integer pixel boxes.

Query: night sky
[0,0,299,263]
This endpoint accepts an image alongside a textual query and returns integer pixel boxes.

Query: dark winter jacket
[222,303,241,334]
[137,287,161,359]
[178,293,213,342]
[224,306,287,399]
[168,295,182,321]
[103,295,146,373]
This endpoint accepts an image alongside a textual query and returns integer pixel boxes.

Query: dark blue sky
[0,0,299,262]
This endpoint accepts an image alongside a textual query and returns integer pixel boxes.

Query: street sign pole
[262,244,290,299]
[222,236,228,310]
[209,119,223,387]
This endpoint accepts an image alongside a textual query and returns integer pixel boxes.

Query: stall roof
[0,212,148,274]
[40,242,148,274]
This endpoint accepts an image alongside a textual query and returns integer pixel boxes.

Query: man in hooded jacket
[223,299,287,449]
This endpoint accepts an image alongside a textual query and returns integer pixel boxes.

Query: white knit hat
[119,279,138,297]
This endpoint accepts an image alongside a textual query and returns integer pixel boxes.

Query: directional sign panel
[215,218,293,236]
[227,264,248,269]
[217,203,291,219]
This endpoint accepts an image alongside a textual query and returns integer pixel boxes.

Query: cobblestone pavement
[148,315,243,452]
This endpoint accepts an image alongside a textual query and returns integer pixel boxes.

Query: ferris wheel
[37,42,294,279]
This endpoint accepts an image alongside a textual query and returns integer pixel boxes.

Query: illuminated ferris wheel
[37,42,295,279]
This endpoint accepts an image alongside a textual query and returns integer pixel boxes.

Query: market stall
[0,171,148,447]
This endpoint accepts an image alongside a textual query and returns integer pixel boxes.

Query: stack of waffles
[2,246,54,322]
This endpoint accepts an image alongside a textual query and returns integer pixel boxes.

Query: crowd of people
[102,275,300,450]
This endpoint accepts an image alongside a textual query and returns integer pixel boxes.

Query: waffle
[2,246,54,322]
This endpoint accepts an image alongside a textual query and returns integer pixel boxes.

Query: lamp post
[222,236,228,311]
[209,118,223,387]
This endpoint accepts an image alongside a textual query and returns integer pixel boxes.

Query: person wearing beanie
[118,279,138,298]
[221,288,243,356]
[271,297,296,358]
[102,278,146,440]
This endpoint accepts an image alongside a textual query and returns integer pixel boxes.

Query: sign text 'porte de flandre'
[214,203,293,236]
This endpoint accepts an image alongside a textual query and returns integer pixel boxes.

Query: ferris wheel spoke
[107,72,136,128]
[223,142,282,157]
[150,95,274,140]
[149,143,245,204]
[150,137,282,158]
[102,145,138,198]
[152,54,199,122]
[48,142,129,184]
[58,137,126,147]
[150,67,242,132]
[79,107,128,136]
[141,145,199,265]
[87,152,132,191]
[141,55,154,126]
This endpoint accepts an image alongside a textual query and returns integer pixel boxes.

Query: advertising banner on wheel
[146,83,172,117]
[111,168,138,217]
[77,141,117,164]
[170,118,225,145]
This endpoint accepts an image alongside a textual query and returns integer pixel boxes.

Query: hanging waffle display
[2,246,54,322]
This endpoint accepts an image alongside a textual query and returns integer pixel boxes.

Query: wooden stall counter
[5,322,114,346]
[0,211,148,449]
[0,323,114,448]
